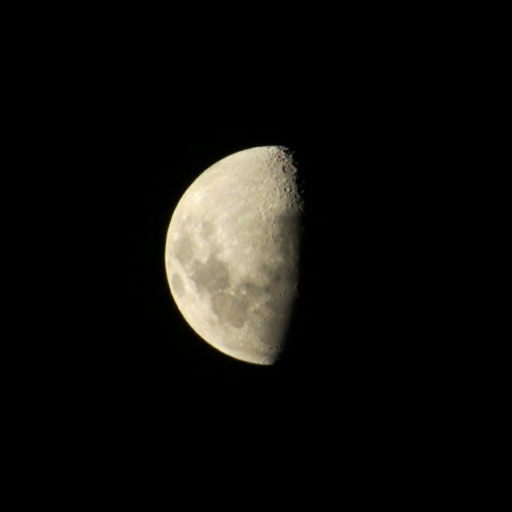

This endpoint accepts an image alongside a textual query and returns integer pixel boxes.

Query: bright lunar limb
[165,146,303,365]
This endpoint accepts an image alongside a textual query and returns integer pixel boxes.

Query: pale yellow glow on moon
[165,146,303,365]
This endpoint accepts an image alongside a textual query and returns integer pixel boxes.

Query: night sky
[13,13,457,501]
[23,45,442,480]
[36,92,432,415]
[57,114,426,411]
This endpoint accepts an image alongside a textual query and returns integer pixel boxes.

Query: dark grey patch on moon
[190,254,231,297]
[260,261,294,290]
[201,221,215,239]
[212,293,248,328]
[171,273,185,297]
[174,232,195,266]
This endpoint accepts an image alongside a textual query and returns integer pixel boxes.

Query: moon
[165,146,303,365]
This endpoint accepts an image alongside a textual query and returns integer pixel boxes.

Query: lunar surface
[165,146,303,365]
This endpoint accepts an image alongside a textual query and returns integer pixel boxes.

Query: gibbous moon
[165,146,303,365]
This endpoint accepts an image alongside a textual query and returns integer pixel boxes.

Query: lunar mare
[165,146,303,365]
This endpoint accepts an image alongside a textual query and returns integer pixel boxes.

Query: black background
[6,6,490,503]
[15,22,455,496]
[43,93,432,432]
